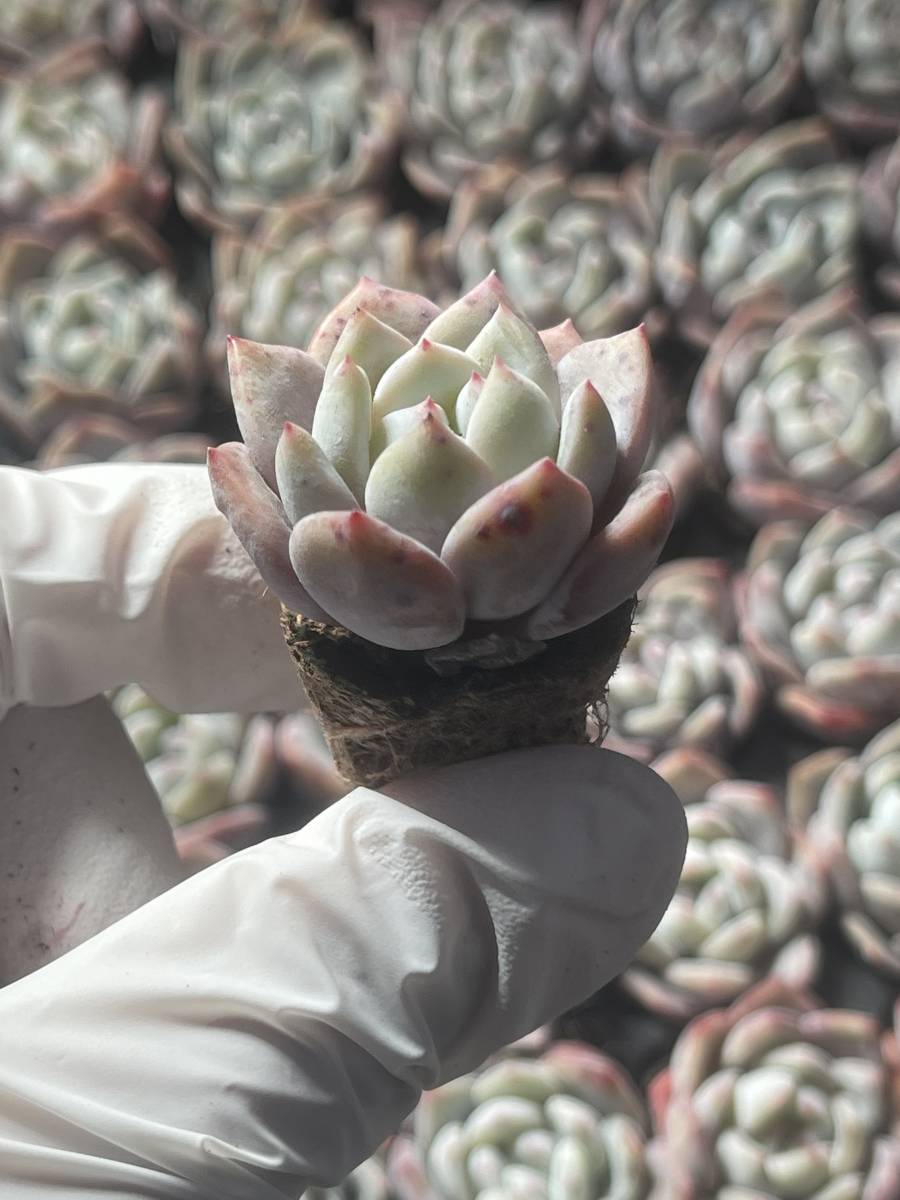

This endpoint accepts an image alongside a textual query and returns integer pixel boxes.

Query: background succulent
[209,274,674,653]
[0,43,167,227]
[0,216,202,448]
[34,415,213,468]
[621,748,823,1022]
[739,508,900,742]
[583,0,809,154]
[689,289,900,526]
[143,0,301,44]
[372,0,605,202]
[166,15,401,234]
[789,719,900,979]
[861,134,900,303]
[653,119,860,347]
[208,195,422,386]
[605,558,763,761]
[438,163,663,343]
[648,981,900,1200]
[803,0,900,144]
[306,1155,393,1200]
[0,0,142,69]
[387,1042,653,1200]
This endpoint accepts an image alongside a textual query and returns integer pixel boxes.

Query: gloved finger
[0,696,182,986]
[0,463,302,721]
[0,745,686,1199]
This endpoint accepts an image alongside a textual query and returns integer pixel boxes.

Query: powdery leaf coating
[308,277,439,367]
[464,357,559,482]
[310,356,372,502]
[289,510,466,650]
[556,380,618,512]
[274,421,357,526]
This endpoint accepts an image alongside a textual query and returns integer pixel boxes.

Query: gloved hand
[0,463,687,1200]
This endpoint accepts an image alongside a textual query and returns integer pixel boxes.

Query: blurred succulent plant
[583,0,808,154]
[438,164,663,343]
[306,1155,393,1200]
[621,748,822,1023]
[209,195,422,387]
[789,719,900,979]
[143,0,301,43]
[861,134,900,303]
[35,414,213,468]
[0,43,168,228]
[739,508,900,742]
[804,0,900,144]
[653,119,860,347]
[387,1042,652,1200]
[648,980,900,1200]
[0,216,202,448]
[0,0,143,69]
[113,683,277,872]
[605,559,763,761]
[166,12,401,234]
[689,289,900,526]
[372,0,605,202]
[208,273,673,654]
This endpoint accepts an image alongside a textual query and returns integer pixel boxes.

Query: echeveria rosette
[166,16,401,235]
[862,135,900,304]
[439,163,664,343]
[208,273,674,656]
[372,0,605,203]
[621,748,823,1024]
[0,217,202,447]
[739,509,900,743]
[689,289,900,527]
[583,0,808,154]
[208,195,422,389]
[789,720,900,979]
[804,0,900,144]
[387,1042,653,1200]
[653,119,860,348]
[144,0,304,43]
[648,981,900,1200]
[0,43,168,228]
[0,0,143,70]
[605,559,763,763]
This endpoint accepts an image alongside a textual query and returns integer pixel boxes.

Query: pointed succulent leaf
[540,318,583,366]
[274,421,358,526]
[365,398,495,553]
[556,380,618,512]
[421,272,511,349]
[466,303,560,413]
[556,325,654,513]
[307,278,440,366]
[226,336,324,488]
[465,357,559,482]
[455,371,485,437]
[442,459,593,621]
[381,395,450,447]
[324,307,412,389]
[310,355,372,502]
[207,442,329,621]
[371,338,480,427]
[289,510,466,650]
[526,472,675,640]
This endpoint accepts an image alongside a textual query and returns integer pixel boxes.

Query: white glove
[0,463,686,1199]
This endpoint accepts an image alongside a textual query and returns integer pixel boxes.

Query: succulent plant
[653,119,860,347]
[166,13,401,234]
[437,164,662,343]
[306,1155,393,1200]
[387,1042,653,1200]
[648,980,900,1200]
[604,559,763,762]
[34,414,213,468]
[208,273,673,654]
[789,719,900,979]
[113,684,277,872]
[861,134,900,303]
[689,289,900,526]
[372,0,605,202]
[0,43,168,228]
[738,508,900,742]
[804,0,900,144]
[0,216,202,447]
[143,0,300,43]
[0,0,143,69]
[209,195,422,387]
[583,0,808,153]
[620,748,823,1023]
